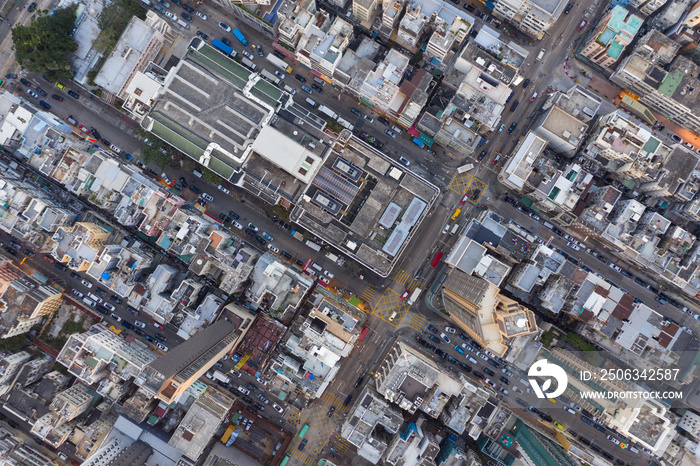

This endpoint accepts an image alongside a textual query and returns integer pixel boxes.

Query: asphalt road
[414,318,652,466]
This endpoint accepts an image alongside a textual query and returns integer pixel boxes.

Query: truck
[336,116,354,131]
[457,163,474,173]
[325,252,339,263]
[240,57,257,71]
[318,105,339,121]
[291,230,304,240]
[213,370,231,384]
[412,137,425,148]
[407,287,422,305]
[212,38,234,56]
[232,28,248,46]
[305,240,321,252]
[260,69,280,86]
[265,53,292,73]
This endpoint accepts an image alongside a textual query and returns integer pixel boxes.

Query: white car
[202,193,214,202]
[607,435,620,445]
[513,386,523,395]
[134,320,146,328]
[440,333,451,344]
[564,407,576,414]
[274,70,285,80]
[247,222,259,232]
[242,50,254,60]
[609,263,622,273]
[103,303,115,312]
[110,144,122,154]
[476,352,489,361]
[444,327,456,333]
[237,386,250,395]
[267,244,280,253]
[566,241,580,251]
[231,221,243,230]
[71,289,84,298]
[164,11,176,20]
[272,402,284,413]
[83,298,96,307]
[466,356,478,364]
[81,279,93,288]
[323,270,334,279]
[217,184,230,194]
[196,11,207,20]
[219,22,231,32]
[156,342,169,351]
[501,368,513,376]
[110,313,122,322]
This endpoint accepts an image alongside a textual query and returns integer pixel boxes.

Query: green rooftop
[188,44,251,90]
[659,69,683,97]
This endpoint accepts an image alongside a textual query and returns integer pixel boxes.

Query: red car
[78,125,90,134]
[400,290,410,300]
[530,91,539,102]
[43,254,54,263]
[460,194,469,205]
[493,155,501,165]
[153,321,164,330]
[578,19,587,30]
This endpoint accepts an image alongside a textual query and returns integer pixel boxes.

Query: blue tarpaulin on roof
[101,272,111,280]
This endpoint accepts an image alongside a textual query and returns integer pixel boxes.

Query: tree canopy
[94,0,147,53]
[12,6,79,80]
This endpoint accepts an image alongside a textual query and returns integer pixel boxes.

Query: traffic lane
[0,230,184,344]
[19,74,144,155]
[497,203,694,322]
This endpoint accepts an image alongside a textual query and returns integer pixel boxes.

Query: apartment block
[580,6,642,71]
[0,351,31,387]
[94,12,169,101]
[57,323,158,393]
[0,258,63,339]
[49,222,110,272]
[356,49,410,113]
[135,314,251,404]
[609,31,700,133]
[276,0,318,50]
[31,384,94,448]
[584,110,655,164]
[353,0,380,23]
[493,0,568,40]
[441,269,538,357]
[628,0,669,17]
[296,16,353,79]
[424,14,472,67]
[168,387,235,462]
[683,0,700,27]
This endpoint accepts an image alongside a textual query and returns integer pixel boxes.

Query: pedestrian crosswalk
[394,270,410,287]
[361,285,376,303]
[407,314,426,332]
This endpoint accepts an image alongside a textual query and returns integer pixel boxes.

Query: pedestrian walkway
[360,284,376,303]
[406,314,425,332]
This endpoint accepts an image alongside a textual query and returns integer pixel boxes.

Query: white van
[305,97,317,108]
[283,84,296,95]
[536,48,545,61]
[313,77,325,87]
[192,170,203,178]
[177,19,190,29]
[140,0,152,5]
[450,224,459,235]
[391,126,402,134]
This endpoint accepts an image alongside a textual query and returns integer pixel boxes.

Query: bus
[298,423,310,438]
[212,38,233,56]
[280,455,291,466]
[358,326,370,341]
[430,252,443,267]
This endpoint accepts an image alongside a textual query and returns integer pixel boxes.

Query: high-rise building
[580,6,642,71]
[353,0,380,23]
[135,311,253,403]
[493,0,568,40]
[0,258,63,339]
[441,269,537,357]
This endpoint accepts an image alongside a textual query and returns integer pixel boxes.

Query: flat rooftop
[290,135,440,277]
[147,40,279,180]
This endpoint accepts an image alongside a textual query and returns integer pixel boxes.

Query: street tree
[12,6,79,80]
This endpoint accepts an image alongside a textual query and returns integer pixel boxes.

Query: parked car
[219,22,231,32]
[578,19,588,30]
